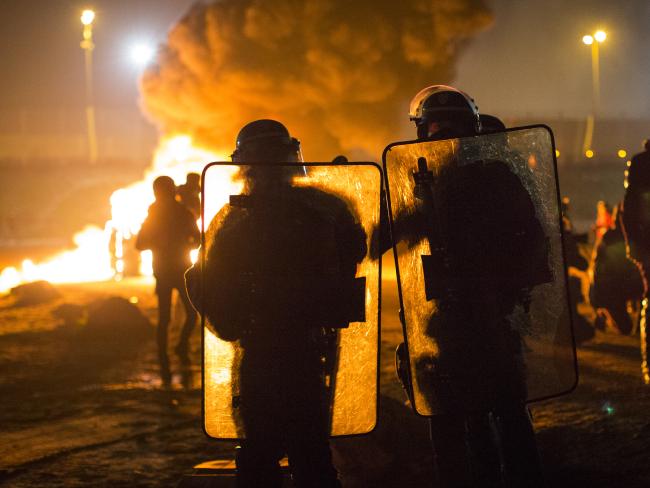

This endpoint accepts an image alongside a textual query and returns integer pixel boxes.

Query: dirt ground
[1,269,650,487]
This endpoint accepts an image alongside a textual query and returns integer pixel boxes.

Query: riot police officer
[186,120,367,487]
[388,85,547,487]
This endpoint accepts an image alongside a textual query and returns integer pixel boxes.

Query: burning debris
[0,226,114,293]
[141,0,492,159]
[0,138,228,293]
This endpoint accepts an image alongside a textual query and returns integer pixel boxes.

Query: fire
[0,135,235,294]
[0,226,113,292]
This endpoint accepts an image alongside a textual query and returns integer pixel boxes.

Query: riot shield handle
[411,157,450,300]
[412,156,434,195]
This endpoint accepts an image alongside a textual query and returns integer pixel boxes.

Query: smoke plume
[141,0,492,160]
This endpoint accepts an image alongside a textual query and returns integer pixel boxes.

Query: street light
[129,43,155,67]
[80,9,95,26]
[581,29,607,158]
[80,9,98,164]
[594,30,607,43]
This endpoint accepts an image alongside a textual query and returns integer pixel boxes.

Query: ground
[1,261,650,487]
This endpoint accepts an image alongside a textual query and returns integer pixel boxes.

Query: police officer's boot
[235,444,283,488]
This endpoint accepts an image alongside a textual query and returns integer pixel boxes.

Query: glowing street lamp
[594,30,607,43]
[80,9,95,26]
[80,9,98,164]
[130,43,155,67]
[581,29,607,158]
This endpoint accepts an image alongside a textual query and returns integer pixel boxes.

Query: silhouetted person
[622,139,650,383]
[387,86,548,487]
[557,197,593,343]
[592,205,644,335]
[178,172,201,218]
[186,120,366,487]
[626,139,650,191]
[560,197,588,271]
[136,176,199,386]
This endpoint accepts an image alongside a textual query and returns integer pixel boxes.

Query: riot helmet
[231,119,306,188]
[409,85,481,140]
[231,119,303,163]
[479,114,506,133]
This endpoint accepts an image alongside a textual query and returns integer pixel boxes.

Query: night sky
[0,0,194,111]
[457,0,650,119]
[1,0,649,119]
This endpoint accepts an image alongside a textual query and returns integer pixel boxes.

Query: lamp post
[80,9,98,164]
[581,30,606,158]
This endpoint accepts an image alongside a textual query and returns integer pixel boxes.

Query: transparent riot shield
[194,161,381,439]
[383,125,577,416]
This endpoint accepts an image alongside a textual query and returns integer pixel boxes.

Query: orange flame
[0,135,234,293]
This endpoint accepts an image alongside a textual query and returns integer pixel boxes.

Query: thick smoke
[141,0,492,160]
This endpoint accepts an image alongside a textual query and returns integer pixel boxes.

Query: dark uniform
[430,159,549,486]
[387,86,547,487]
[186,120,366,487]
[136,176,199,385]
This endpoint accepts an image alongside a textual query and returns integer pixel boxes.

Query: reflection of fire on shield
[383,125,578,416]
[188,161,382,439]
